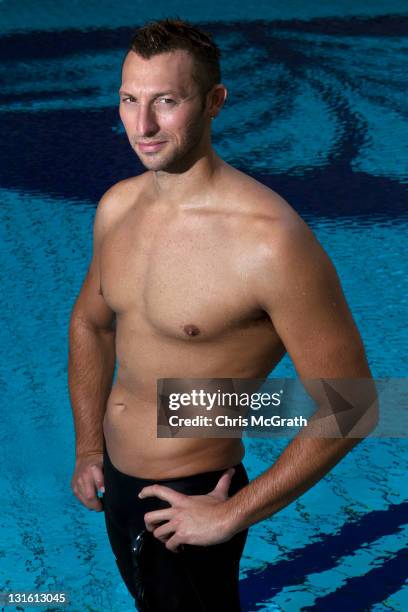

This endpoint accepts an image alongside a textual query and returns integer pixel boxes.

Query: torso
[101,164,291,478]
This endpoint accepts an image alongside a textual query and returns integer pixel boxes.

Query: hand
[71,452,104,512]
[140,468,236,552]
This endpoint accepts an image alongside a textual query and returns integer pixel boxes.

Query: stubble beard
[131,111,207,174]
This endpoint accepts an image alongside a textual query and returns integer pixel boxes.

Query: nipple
[183,324,200,337]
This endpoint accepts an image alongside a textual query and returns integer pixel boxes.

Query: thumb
[212,468,235,499]
[91,464,105,493]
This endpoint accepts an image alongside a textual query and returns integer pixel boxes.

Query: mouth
[137,141,167,153]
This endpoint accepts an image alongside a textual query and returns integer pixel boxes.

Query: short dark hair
[128,18,221,96]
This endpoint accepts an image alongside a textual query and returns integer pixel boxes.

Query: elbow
[349,378,380,439]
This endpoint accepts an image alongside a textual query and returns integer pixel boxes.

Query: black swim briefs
[102,442,249,611]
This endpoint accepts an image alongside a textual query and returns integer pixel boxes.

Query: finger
[153,521,177,541]
[165,532,183,553]
[86,497,104,512]
[138,484,185,505]
[76,471,102,510]
[212,468,236,498]
[71,464,104,511]
[144,509,173,532]
[91,464,105,493]
[74,488,103,512]
[76,482,100,508]
[81,475,99,505]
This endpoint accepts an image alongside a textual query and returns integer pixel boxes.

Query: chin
[139,158,173,172]
[137,151,186,173]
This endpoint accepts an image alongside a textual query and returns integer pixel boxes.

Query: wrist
[76,449,103,459]
[219,498,244,538]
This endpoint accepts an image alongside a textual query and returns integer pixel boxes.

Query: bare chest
[100,212,259,340]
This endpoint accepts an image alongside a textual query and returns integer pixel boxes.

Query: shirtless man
[69,18,375,612]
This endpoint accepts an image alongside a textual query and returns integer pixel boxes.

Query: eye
[121,96,136,103]
[157,97,176,105]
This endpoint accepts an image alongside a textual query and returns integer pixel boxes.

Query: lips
[138,141,166,152]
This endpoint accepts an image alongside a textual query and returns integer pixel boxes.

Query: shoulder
[96,174,147,218]
[220,167,336,302]
[218,163,298,224]
[252,208,337,312]
[219,164,320,257]
[93,173,148,239]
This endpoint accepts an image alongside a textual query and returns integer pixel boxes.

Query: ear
[208,84,228,119]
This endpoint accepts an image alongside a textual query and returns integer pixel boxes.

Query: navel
[183,324,200,337]
[112,402,126,413]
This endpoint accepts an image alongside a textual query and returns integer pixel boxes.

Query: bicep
[260,227,370,378]
[70,197,116,332]
[71,253,115,332]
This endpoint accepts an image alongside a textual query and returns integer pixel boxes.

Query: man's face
[119,50,210,172]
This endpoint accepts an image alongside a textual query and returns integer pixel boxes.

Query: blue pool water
[0,2,407,611]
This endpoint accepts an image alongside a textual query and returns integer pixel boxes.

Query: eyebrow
[118,89,180,97]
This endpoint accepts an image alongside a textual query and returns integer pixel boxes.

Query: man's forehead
[121,49,196,90]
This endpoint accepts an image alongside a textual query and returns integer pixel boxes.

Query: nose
[135,103,159,138]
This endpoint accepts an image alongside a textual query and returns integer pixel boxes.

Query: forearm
[225,435,361,533]
[68,318,115,457]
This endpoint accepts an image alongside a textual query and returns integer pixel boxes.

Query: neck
[151,144,222,206]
